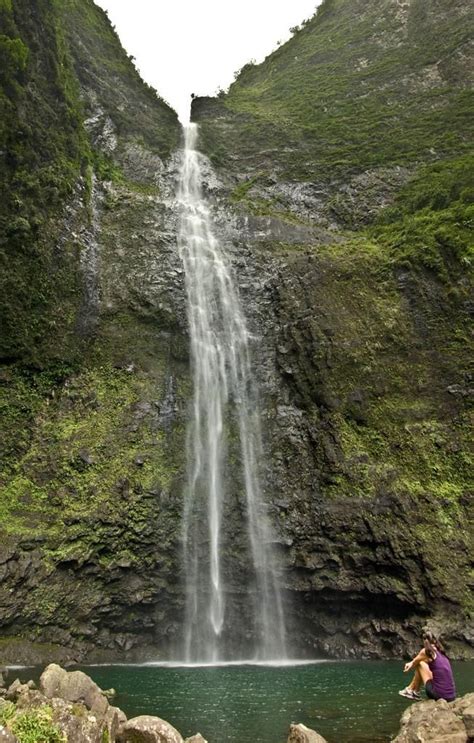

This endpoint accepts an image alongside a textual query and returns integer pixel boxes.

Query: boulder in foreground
[40,663,109,715]
[392,697,473,743]
[287,723,328,743]
[118,714,184,743]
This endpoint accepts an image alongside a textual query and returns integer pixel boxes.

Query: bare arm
[404,648,430,673]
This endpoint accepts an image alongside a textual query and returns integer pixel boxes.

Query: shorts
[425,680,455,702]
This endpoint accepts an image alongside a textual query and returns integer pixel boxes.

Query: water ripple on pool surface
[20,661,474,743]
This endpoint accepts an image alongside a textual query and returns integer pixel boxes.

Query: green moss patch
[0,703,65,743]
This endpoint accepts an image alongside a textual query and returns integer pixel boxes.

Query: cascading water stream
[177,124,287,663]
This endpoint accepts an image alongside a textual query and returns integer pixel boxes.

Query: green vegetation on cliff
[193,0,474,276]
[191,0,474,637]
[194,0,473,180]
[0,0,184,655]
[268,220,472,619]
[0,0,88,361]
[0,0,179,363]
[371,155,473,277]
[63,0,179,158]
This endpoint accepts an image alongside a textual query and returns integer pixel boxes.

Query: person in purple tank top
[398,631,456,702]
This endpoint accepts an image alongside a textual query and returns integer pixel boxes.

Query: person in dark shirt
[398,631,456,702]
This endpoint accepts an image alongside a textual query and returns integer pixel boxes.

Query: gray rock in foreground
[0,726,18,743]
[40,662,109,715]
[287,723,328,743]
[392,694,474,743]
[118,714,184,743]
[453,694,474,739]
[3,665,121,743]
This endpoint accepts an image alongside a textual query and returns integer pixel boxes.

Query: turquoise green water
[59,661,473,743]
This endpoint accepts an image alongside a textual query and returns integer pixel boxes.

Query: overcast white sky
[94,0,321,122]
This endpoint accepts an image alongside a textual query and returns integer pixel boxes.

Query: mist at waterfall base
[177,124,287,663]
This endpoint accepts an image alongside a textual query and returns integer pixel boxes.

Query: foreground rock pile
[0,664,203,743]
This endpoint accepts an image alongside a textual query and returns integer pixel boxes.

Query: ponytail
[423,630,447,658]
[423,635,436,659]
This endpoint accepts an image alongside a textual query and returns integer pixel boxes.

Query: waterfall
[177,124,287,663]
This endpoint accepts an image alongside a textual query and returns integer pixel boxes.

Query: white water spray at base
[178,124,287,663]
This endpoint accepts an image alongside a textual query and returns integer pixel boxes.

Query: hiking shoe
[399,688,421,700]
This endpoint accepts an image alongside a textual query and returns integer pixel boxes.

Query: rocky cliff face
[1,0,187,662]
[189,0,474,659]
[0,0,473,663]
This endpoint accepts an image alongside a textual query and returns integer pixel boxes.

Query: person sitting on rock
[399,631,456,702]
